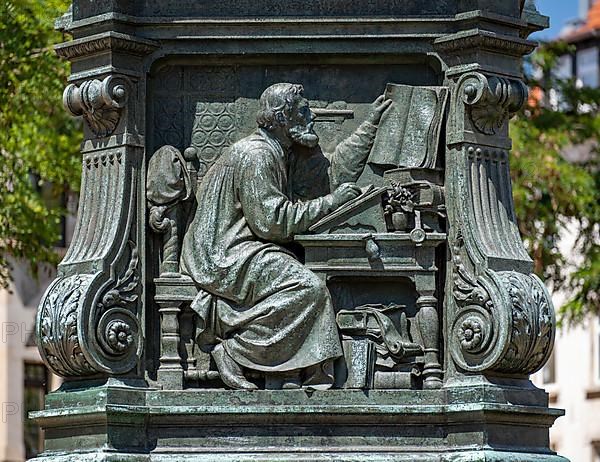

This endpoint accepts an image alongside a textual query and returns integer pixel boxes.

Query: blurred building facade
[0,266,58,461]
[532,1,600,461]
[533,224,600,462]
[0,199,75,461]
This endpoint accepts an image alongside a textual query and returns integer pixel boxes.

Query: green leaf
[0,0,81,290]
[511,41,600,325]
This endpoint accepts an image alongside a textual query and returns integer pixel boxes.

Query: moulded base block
[29,380,568,462]
[29,451,569,462]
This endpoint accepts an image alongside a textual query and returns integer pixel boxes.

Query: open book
[368,83,448,170]
[309,185,387,233]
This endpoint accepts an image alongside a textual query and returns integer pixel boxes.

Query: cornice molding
[55,31,159,60]
[434,29,537,57]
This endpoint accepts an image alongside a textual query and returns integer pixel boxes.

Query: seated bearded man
[181,83,390,390]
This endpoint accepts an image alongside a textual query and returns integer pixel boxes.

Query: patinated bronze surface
[176,84,389,390]
[31,1,566,461]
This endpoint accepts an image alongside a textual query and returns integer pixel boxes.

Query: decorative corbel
[36,75,143,378]
[448,72,527,142]
[63,75,131,137]
[444,71,555,378]
[38,241,143,377]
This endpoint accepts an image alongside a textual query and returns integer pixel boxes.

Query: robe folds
[180,122,377,373]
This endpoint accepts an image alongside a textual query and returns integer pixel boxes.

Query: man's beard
[288,123,319,148]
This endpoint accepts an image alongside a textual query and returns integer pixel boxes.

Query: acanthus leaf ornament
[93,241,143,373]
[36,243,143,377]
[98,241,140,311]
[37,274,97,377]
[449,232,554,375]
[449,232,502,372]
[494,271,555,375]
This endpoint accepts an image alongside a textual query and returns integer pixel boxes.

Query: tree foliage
[510,41,600,324]
[0,0,81,289]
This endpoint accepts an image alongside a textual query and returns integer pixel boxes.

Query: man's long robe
[180,122,378,372]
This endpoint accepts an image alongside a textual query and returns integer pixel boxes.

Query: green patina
[31,0,564,460]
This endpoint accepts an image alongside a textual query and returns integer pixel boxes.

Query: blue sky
[534,0,581,40]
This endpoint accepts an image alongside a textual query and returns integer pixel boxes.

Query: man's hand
[366,94,393,126]
[331,182,362,209]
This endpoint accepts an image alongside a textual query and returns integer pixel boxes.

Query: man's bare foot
[212,343,258,390]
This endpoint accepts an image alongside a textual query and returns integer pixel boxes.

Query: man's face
[287,97,319,148]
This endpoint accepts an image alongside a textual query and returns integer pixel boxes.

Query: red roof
[563,0,600,42]
[590,0,600,30]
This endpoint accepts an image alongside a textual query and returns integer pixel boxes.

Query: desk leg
[416,292,443,389]
[157,300,184,389]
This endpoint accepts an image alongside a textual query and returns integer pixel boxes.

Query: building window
[576,47,599,88]
[555,54,573,80]
[23,363,48,459]
[543,348,556,384]
[550,54,573,111]
[29,173,69,248]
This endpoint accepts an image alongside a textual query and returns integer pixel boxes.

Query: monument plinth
[32,1,565,461]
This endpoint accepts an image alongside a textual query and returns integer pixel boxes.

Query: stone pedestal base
[30,380,567,462]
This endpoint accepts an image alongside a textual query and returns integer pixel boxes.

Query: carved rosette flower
[458,317,484,352]
[450,303,496,371]
[106,320,134,353]
[449,232,505,372]
[96,307,140,367]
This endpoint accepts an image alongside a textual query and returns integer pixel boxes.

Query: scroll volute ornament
[63,75,130,137]
[448,235,555,376]
[460,72,527,135]
[37,73,143,378]
[37,255,143,377]
[445,71,555,378]
[446,230,514,374]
